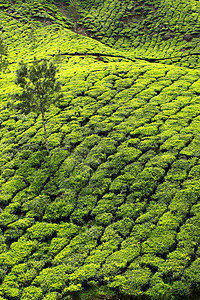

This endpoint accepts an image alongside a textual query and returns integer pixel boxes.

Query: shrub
[142,227,176,256]
[109,265,151,297]
[27,222,58,241]
[0,237,37,267]
[33,264,68,292]
[184,258,200,288]
[21,286,43,300]
[44,198,74,221]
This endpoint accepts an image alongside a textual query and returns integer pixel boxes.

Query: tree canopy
[66,0,82,33]
[15,58,62,151]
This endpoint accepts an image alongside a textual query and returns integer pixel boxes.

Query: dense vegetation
[0,0,200,299]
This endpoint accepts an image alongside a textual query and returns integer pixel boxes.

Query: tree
[66,0,81,34]
[0,35,8,72]
[15,58,62,151]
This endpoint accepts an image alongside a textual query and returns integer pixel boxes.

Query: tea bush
[0,0,200,299]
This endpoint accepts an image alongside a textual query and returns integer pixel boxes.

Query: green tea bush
[0,0,200,299]
[33,264,68,292]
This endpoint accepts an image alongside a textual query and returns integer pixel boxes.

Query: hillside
[0,0,200,299]
[81,0,200,68]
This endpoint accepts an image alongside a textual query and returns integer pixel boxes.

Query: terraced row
[0,1,200,299]
[0,0,71,28]
[81,0,200,69]
[1,57,200,299]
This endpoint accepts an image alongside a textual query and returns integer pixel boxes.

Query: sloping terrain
[0,0,200,299]
[81,0,200,68]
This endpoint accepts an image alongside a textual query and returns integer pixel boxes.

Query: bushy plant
[14,58,62,151]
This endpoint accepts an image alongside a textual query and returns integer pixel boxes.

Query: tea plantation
[0,0,200,299]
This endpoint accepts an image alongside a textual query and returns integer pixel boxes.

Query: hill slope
[81,0,200,68]
[0,1,200,299]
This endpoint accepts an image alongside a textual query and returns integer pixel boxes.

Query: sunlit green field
[0,0,200,299]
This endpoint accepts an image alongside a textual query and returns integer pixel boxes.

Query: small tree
[15,58,62,151]
[66,0,81,34]
[0,35,8,72]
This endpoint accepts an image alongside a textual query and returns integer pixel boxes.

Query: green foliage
[15,59,60,115]
[27,222,58,241]
[109,264,152,297]
[66,0,82,33]
[185,258,200,288]
[0,0,200,299]
[0,35,8,72]
[33,264,68,292]
[21,286,43,300]
[0,237,38,267]
[14,58,62,150]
